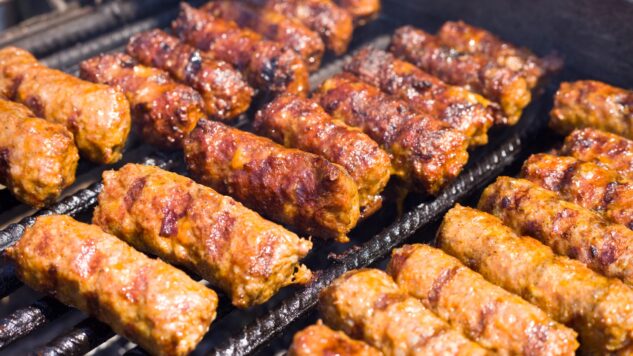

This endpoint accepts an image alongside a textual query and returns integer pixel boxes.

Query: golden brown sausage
[334,0,380,25]
[288,321,382,356]
[5,215,217,356]
[0,47,130,164]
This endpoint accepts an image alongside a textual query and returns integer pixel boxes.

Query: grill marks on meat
[288,322,382,356]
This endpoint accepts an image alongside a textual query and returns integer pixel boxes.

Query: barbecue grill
[0,0,631,354]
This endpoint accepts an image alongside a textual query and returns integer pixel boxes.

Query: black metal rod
[0,296,68,349]
[34,318,114,356]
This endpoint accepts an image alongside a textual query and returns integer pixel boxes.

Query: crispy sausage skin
[550,81,633,138]
[438,205,633,354]
[389,26,531,125]
[172,3,309,96]
[478,176,633,287]
[80,53,205,149]
[0,99,78,207]
[319,269,490,356]
[254,94,391,216]
[0,47,130,164]
[388,244,579,355]
[521,153,633,229]
[345,48,496,146]
[334,0,380,25]
[202,1,324,72]
[126,29,253,120]
[288,322,382,356]
[316,73,468,195]
[93,164,312,308]
[5,215,217,356]
[184,119,360,242]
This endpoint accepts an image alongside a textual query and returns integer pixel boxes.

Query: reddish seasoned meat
[334,0,380,25]
[288,321,382,356]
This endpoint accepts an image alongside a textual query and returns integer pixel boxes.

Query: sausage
[288,321,382,356]
[172,3,309,97]
[184,119,360,242]
[79,53,205,149]
[319,269,490,356]
[387,243,579,355]
[344,47,497,146]
[521,153,633,229]
[315,73,468,195]
[550,81,633,138]
[0,99,78,207]
[438,205,633,354]
[478,176,633,287]
[202,1,324,72]
[254,94,391,216]
[0,47,130,164]
[389,26,531,125]
[126,29,253,120]
[333,0,380,25]
[5,215,217,356]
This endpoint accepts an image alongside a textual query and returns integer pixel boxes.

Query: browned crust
[288,321,382,356]
[333,0,380,26]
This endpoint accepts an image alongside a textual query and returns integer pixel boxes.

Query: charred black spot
[120,56,136,68]
[24,96,44,117]
[599,239,618,267]
[184,51,203,82]
[124,177,147,210]
[500,196,512,209]
[159,191,193,237]
[603,182,618,206]
[261,56,280,83]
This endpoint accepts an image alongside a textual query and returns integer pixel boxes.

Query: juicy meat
[184,119,360,242]
[5,215,217,356]
[80,53,205,149]
[319,269,490,356]
[93,164,312,308]
[254,94,391,216]
[316,73,468,195]
[478,176,633,287]
[202,1,324,72]
[550,80,633,138]
[288,321,382,356]
[126,29,253,120]
[521,153,633,229]
[172,3,309,96]
[388,243,579,356]
[333,0,380,25]
[0,99,78,207]
[438,205,633,354]
[389,26,531,125]
[345,47,496,146]
[0,47,130,164]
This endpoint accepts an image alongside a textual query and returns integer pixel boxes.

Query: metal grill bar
[34,318,114,356]
[0,297,68,348]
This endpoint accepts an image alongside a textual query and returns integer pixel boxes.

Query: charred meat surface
[288,321,382,356]
[333,0,380,26]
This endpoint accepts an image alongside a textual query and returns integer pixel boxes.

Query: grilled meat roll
[334,0,380,25]
[319,269,490,356]
[172,3,309,96]
[126,29,253,120]
[93,164,312,308]
[345,47,496,146]
[5,215,218,356]
[0,47,130,164]
[0,99,78,207]
[316,73,468,195]
[479,176,633,287]
[80,53,205,149]
[289,322,382,356]
[254,94,391,216]
[521,153,633,229]
[389,26,531,125]
[438,205,633,354]
[550,80,633,138]
[184,119,360,242]
[202,1,324,72]
[388,243,579,355]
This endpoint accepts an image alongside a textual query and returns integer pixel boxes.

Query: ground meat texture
[93,163,312,309]
[254,94,391,217]
[438,205,633,354]
[319,269,490,356]
[316,73,468,195]
[344,47,496,146]
[202,1,324,72]
[172,4,309,97]
[478,176,633,287]
[5,215,217,356]
[126,29,253,121]
[333,0,380,26]
[550,81,633,138]
[184,120,360,242]
[388,244,579,356]
[0,47,130,164]
[0,99,78,207]
[288,322,382,356]
[389,26,531,125]
[521,153,633,230]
